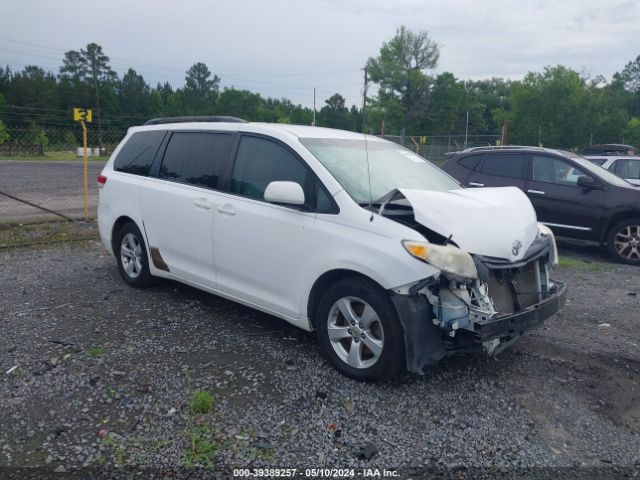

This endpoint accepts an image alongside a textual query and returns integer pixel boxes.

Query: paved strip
[0,160,106,223]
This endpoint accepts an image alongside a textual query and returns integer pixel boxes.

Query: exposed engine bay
[373,188,567,374]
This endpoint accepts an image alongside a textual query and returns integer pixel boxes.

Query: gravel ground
[0,160,105,223]
[1,224,639,479]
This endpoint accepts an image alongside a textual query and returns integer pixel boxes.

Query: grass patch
[87,346,106,358]
[0,151,107,162]
[101,435,129,465]
[0,221,98,248]
[558,256,612,272]
[8,368,28,378]
[183,427,217,469]
[190,390,215,414]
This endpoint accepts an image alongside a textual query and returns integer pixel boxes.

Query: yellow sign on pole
[73,108,92,123]
[73,108,92,219]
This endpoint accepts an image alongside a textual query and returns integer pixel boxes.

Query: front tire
[316,277,405,381]
[606,218,640,265]
[114,222,155,287]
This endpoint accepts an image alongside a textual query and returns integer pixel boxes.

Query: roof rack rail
[144,116,248,125]
[462,145,548,153]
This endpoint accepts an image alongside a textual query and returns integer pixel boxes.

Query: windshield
[300,138,460,203]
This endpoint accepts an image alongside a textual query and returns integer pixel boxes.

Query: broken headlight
[402,240,478,281]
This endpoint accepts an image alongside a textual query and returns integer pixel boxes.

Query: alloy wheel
[327,296,385,369]
[613,224,640,261]
[120,232,143,279]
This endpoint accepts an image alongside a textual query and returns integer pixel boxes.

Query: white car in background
[97,117,566,380]
[585,156,640,186]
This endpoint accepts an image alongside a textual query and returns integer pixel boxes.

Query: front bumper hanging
[474,280,567,342]
[392,279,567,375]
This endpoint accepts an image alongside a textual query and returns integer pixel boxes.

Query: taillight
[97,174,107,188]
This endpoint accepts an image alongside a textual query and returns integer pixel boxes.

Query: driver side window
[230,136,310,203]
[531,156,586,186]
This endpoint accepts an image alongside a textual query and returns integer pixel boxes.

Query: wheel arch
[306,269,387,328]
[111,215,140,254]
[601,211,640,244]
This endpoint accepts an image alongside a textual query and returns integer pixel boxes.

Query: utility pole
[464,111,469,148]
[90,50,103,153]
[312,87,316,126]
[501,113,509,145]
[362,65,368,134]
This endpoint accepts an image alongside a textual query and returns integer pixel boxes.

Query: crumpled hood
[399,187,539,262]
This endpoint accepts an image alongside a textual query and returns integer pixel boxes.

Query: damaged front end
[379,189,567,374]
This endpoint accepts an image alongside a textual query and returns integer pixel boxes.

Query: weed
[190,390,215,414]
[183,426,216,469]
[87,346,106,358]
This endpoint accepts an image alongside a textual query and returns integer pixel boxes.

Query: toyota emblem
[512,240,523,256]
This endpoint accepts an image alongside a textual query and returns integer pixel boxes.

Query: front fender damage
[390,239,567,374]
[390,293,446,374]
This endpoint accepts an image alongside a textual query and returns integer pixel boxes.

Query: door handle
[194,198,212,209]
[216,204,236,216]
[468,182,484,187]
[527,190,545,195]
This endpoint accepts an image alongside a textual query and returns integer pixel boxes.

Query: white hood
[399,187,539,262]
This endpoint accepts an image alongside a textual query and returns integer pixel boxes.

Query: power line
[0,35,360,79]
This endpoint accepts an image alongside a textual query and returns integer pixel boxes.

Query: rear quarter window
[481,153,526,179]
[159,132,233,189]
[113,130,166,176]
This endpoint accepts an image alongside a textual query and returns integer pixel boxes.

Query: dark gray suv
[441,146,640,265]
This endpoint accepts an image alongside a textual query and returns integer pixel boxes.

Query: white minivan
[98,117,567,380]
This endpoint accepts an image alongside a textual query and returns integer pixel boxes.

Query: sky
[1,0,639,109]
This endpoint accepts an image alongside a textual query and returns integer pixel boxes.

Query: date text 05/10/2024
[232,468,399,478]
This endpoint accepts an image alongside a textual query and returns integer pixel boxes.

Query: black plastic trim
[144,116,247,125]
[474,281,567,342]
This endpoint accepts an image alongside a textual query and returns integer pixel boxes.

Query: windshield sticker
[397,150,425,163]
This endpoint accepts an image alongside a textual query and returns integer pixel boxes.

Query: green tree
[508,66,595,147]
[217,88,262,120]
[118,68,151,118]
[366,26,440,132]
[0,120,9,145]
[423,73,479,134]
[615,55,640,93]
[59,43,117,147]
[181,62,220,114]
[318,93,351,129]
[22,122,48,146]
[465,78,511,133]
[624,117,640,146]
[6,66,59,126]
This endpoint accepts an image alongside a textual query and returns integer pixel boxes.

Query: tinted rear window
[114,130,166,175]
[482,154,526,179]
[614,159,640,179]
[458,155,482,171]
[159,132,232,189]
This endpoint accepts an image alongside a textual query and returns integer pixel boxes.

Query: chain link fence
[0,124,119,224]
[1,126,126,158]
[380,134,502,166]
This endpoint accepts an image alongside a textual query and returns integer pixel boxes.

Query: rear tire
[114,222,155,287]
[315,277,405,381]
[606,218,640,265]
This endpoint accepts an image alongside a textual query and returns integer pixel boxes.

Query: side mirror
[577,175,599,189]
[264,181,305,206]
